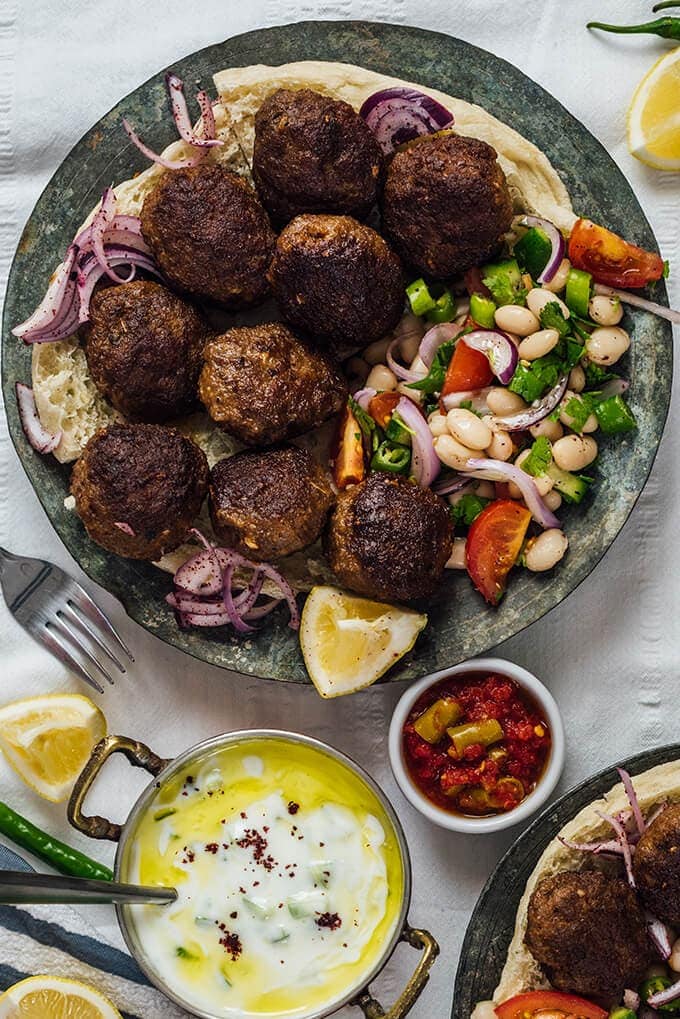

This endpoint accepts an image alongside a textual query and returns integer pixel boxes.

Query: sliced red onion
[353,387,377,411]
[441,387,494,415]
[647,912,673,961]
[558,835,625,857]
[387,337,426,383]
[593,282,680,325]
[178,608,234,628]
[73,214,152,254]
[515,215,566,284]
[113,521,135,536]
[15,383,61,454]
[461,331,518,385]
[596,809,635,886]
[12,245,79,341]
[233,571,265,616]
[221,559,255,634]
[122,117,207,170]
[196,90,217,140]
[418,321,464,369]
[490,374,569,432]
[255,562,300,631]
[166,593,228,616]
[76,248,163,323]
[624,990,641,1011]
[649,974,680,1008]
[618,767,646,835]
[646,801,669,828]
[243,597,282,621]
[460,458,560,529]
[91,187,128,283]
[165,73,222,149]
[359,87,454,155]
[432,476,473,497]
[396,396,440,489]
[174,547,223,596]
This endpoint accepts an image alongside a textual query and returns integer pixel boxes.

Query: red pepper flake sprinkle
[181,847,195,865]
[240,811,247,819]
[287,801,300,815]
[205,843,219,855]
[235,829,277,871]
[315,912,341,931]
[216,923,242,960]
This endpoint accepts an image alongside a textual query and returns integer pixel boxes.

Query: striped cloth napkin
[0,844,189,1018]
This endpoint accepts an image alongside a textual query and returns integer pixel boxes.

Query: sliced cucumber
[546,463,591,504]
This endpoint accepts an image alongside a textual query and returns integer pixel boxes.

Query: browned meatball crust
[633,803,680,926]
[71,423,208,560]
[525,871,652,1003]
[199,323,347,446]
[382,133,514,279]
[253,88,384,226]
[325,473,453,602]
[268,214,405,348]
[140,164,276,308]
[84,281,211,422]
[209,446,334,561]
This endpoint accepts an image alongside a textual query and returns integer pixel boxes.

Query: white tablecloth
[1,1,678,1015]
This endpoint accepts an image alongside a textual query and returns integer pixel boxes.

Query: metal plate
[1,21,672,683]
[453,743,680,1016]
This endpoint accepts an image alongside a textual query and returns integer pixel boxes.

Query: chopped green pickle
[469,293,497,329]
[406,277,437,316]
[594,394,637,434]
[426,288,457,323]
[385,412,412,446]
[565,267,593,318]
[513,227,552,279]
[546,463,591,504]
[414,698,463,743]
[609,1010,637,1019]
[446,718,504,757]
[482,258,526,307]
[370,440,411,474]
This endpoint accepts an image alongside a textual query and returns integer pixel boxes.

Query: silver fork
[0,547,133,694]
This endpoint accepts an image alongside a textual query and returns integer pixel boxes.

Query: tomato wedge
[466,499,532,605]
[441,336,493,401]
[495,990,607,1019]
[332,403,365,490]
[568,218,664,289]
[368,391,401,430]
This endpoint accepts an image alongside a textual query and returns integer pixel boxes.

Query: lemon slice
[300,586,427,697]
[0,975,121,1018]
[628,46,680,170]
[0,694,107,802]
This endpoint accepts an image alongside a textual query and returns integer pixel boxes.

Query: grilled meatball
[199,323,347,446]
[71,423,208,560]
[268,214,405,349]
[84,281,211,422]
[633,803,680,926]
[525,871,652,1003]
[209,446,334,560]
[140,164,276,308]
[252,88,384,226]
[325,472,453,602]
[382,133,513,279]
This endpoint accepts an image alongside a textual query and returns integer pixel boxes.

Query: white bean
[494,304,540,337]
[588,294,623,326]
[509,451,553,499]
[363,338,391,365]
[445,537,467,570]
[525,529,569,572]
[552,434,598,471]
[433,434,478,471]
[366,364,397,391]
[543,490,562,511]
[485,430,514,461]
[586,326,630,366]
[400,331,422,364]
[558,391,598,434]
[526,288,570,320]
[530,417,563,441]
[518,328,559,361]
[446,408,493,450]
[568,364,586,393]
[410,354,429,375]
[541,257,571,293]
[669,937,680,973]
[398,382,423,405]
[428,412,449,437]
[487,388,527,416]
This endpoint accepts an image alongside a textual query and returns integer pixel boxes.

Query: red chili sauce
[402,672,551,816]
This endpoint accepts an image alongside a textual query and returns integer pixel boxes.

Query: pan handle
[68,734,170,842]
[352,925,439,1018]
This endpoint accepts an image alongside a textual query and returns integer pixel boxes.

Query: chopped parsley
[563,393,596,433]
[522,436,553,477]
[450,493,490,527]
[509,354,563,403]
[408,338,457,394]
[348,396,380,453]
[583,362,614,388]
[539,302,570,338]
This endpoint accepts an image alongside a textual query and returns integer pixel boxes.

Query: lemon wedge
[628,46,680,170]
[300,586,427,697]
[0,694,107,802]
[0,975,121,1018]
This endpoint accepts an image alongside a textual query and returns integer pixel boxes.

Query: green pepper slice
[594,394,637,434]
[469,293,497,329]
[426,288,457,323]
[371,440,411,474]
[406,277,437,317]
[565,267,593,318]
[514,227,552,280]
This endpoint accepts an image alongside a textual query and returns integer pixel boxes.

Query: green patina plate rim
[1,21,672,684]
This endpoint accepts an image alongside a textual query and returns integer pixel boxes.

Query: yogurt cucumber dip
[122,737,405,1017]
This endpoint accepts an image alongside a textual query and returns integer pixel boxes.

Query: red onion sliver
[359,87,454,155]
[396,396,440,489]
[489,374,569,432]
[418,321,463,369]
[353,387,377,411]
[243,597,282,621]
[15,383,61,454]
[122,117,207,170]
[461,458,560,529]
[593,282,680,325]
[516,215,566,284]
[165,73,222,149]
[12,245,79,341]
[222,560,255,634]
[167,593,230,616]
[558,835,625,856]
[256,562,300,631]
[387,337,426,383]
[196,90,217,141]
[462,330,518,385]
[76,250,162,322]
[618,767,646,835]
[113,521,135,536]
[649,973,680,1008]
[646,912,673,961]
[432,476,473,497]
[91,187,129,283]
[597,378,629,400]
[595,809,635,886]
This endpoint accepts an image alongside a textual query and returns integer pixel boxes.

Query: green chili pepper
[469,293,497,329]
[0,801,113,881]
[594,394,637,434]
[587,15,680,39]
[609,1009,637,1019]
[640,976,680,1012]
[565,268,593,318]
[371,440,411,474]
[406,278,437,317]
[513,227,552,280]
[385,412,413,446]
[426,288,457,323]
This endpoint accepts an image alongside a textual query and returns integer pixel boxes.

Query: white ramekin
[388,657,565,834]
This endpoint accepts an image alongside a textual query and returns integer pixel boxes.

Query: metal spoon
[0,870,177,906]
